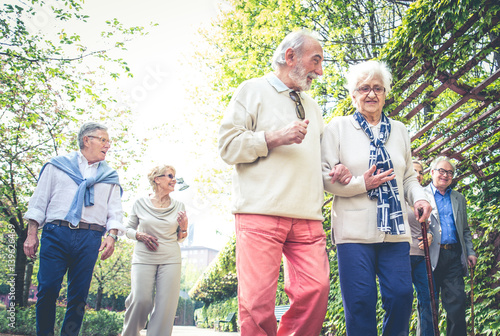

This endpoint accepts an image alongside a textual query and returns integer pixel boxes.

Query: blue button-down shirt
[431,183,458,244]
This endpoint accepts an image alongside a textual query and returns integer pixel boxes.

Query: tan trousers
[122,263,182,336]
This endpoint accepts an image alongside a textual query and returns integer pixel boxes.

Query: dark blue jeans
[337,242,413,336]
[36,223,103,336]
[411,255,437,336]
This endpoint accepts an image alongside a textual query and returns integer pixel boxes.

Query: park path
[0,325,240,336]
[142,325,240,335]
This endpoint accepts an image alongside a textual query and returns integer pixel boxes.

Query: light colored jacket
[321,115,428,244]
[425,185,476,276]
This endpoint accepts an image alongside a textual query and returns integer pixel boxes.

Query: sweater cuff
[125,228,138,240]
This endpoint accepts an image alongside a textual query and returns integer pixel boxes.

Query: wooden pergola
[386,0,500,188]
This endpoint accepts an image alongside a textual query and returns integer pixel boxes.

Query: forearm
[27,219,39,237]
[265,129,284,150]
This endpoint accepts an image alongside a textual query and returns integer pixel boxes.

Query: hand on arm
[328,164,352,185]
[177,211,188,240]
[363,165,395,190]
[265,120,309,150]
[136,231,159,252]
[99,229,118,260]
[23,220,40,259]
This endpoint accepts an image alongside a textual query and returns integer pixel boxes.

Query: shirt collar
[265,73,292,93]
[78,151,99,168]
[430,182,451,196]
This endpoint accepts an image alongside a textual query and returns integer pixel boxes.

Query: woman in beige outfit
[122,165,188,336]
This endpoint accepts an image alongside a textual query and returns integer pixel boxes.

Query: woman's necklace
[153,195,171,208]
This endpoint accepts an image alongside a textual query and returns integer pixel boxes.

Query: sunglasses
[289,91,305,120]
[158,173,175,179]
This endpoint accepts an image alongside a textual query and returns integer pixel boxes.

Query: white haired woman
[122,164,188,336]
[321,60,432,335]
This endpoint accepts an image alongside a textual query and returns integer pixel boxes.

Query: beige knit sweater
[125,197,186,264]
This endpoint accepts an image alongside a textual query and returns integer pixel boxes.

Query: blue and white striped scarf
[354,111,405,235]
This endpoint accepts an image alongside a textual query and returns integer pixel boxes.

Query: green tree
[0,0,148,307]
[90,240,134,311]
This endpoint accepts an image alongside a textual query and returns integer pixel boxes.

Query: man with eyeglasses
[218,30,351,336]
[425,156,477,336]
[23,122,124,336]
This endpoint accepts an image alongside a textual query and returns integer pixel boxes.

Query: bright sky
[93,0,234,251]
[32,0,234,250]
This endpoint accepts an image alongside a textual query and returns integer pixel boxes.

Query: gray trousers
[122,263,182,336]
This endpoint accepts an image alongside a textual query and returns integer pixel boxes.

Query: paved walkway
[141,326,240,335]
[0,325,239,336]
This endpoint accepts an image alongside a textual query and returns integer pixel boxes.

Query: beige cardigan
[321,115,428,244]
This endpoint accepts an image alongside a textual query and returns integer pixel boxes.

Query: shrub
[0,305,124,336]
[81,308,124,336]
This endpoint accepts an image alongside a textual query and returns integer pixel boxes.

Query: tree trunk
[95,286,103,311]
[23,260,34,307]
[14,236,28,307]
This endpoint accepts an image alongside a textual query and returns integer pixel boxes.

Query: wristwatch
[107,232,118,241]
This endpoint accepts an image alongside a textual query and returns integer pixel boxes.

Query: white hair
[77,122,108,149]
[271,30,318,70]
[345,60,393,97]
[430,156,456,172]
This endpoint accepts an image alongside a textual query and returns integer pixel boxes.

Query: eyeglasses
[355,86,386,95]
[158,173,175,179]
[434,168,454,177]
[289,91,305,120]
[87,135,111,145]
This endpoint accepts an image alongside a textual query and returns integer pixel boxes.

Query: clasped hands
[329,164,432,222]
[137,211,188,251]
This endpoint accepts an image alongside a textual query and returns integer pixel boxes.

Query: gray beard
[289,63,312,91]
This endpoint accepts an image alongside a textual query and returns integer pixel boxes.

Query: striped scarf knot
[354,111,405,235]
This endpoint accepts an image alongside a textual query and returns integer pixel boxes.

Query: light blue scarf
[353,111,405,235]
[39,151,122,226]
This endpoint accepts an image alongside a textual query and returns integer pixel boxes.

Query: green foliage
[0,0,150,307]
[462,176,500,336]
[89,240,133,310]
[176,297,196,326]
[189,235,237,304]
[0,305,124,336]
[194,297,238,331]
[80,308,124,336]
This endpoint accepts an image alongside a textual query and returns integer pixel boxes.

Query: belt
[51,220,106,233]
[440,243,459,250]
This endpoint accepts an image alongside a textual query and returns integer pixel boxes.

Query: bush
[0,305,124,336]
[194,297,238,331]
[81,308,124,336]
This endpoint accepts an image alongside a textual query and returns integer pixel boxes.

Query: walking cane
[418,208,440,336]
[470,265,475,336]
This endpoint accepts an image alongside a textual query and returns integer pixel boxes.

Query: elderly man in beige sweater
[218,30,350,336]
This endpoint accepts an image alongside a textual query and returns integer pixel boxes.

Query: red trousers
[235,214,330,336]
